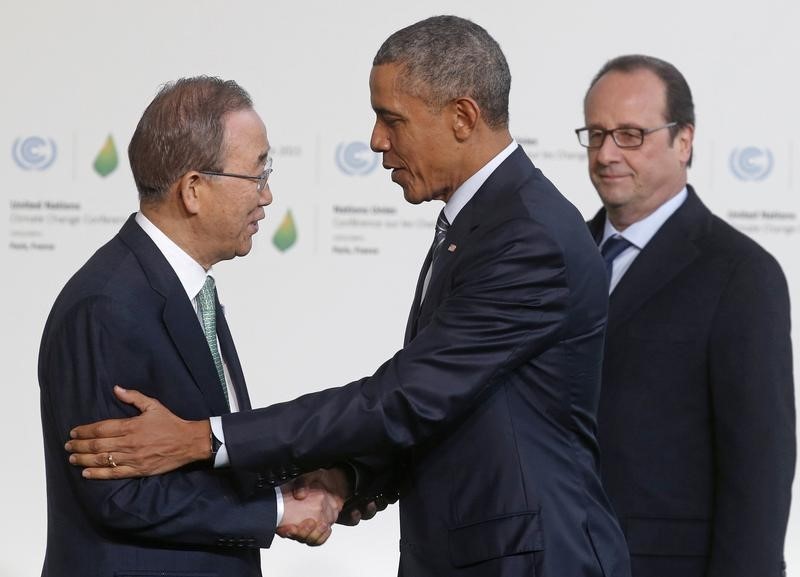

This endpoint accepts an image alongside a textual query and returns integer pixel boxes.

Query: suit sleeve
[39,295,277,548]
[706,252,795,577]
[222,217,572,476]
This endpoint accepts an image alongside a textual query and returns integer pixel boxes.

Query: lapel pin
[448,244,457,252]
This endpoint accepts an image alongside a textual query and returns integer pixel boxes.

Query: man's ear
[177,171,204,215]
[452,97,480,141]
[676,124,695,165]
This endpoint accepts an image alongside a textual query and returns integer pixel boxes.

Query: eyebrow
[257,149,270,165]
[587,123,645,130]
[373,106,401,119]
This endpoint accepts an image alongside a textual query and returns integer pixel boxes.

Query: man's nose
[259,182,273,206]
[594,132,623,163]
[370,123,390,153]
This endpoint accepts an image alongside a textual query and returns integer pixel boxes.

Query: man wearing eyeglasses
[576,54,795,577]
[38,76,346,577]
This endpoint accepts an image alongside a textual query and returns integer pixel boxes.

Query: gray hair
[374,15,511,129]
[128,76,253,202]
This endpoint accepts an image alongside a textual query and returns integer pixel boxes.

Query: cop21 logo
[729,147,773,181]
[335,141,380,176]
[12,136,58,170]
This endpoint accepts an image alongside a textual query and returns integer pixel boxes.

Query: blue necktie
[600,235,632,287]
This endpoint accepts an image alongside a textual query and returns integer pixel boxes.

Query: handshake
[277,467,378,546]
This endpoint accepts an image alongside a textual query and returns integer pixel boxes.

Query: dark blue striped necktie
[600,235,632,285]
[431,209,451,267]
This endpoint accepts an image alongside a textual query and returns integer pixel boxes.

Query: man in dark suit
[66,17,631,576]
[39,77,344,577]
[576,54,795,577]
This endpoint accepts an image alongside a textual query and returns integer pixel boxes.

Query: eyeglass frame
[574,122,678,149]
[199,157,273,193]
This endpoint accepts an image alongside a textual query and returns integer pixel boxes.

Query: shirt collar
[602,186,688,249]
[443,140,518,225]
[135,212,213,301]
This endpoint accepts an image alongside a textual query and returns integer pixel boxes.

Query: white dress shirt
[599,187,688,293]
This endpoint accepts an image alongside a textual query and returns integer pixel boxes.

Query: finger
[362,501,378,520]
[294,518,317,539]
[113,386,160,413]
[79,465,141,480]
[277,518,317,543]
[276,523,298,539]
[336,509,361,527]
[303,523,332,546]
[65,436,129,455]
[291,476,309,500]
[68,449,140,468]
[69,417,132,441]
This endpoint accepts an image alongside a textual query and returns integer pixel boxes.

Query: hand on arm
[65,386,211,478]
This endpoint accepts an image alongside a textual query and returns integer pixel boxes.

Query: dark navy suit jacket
[588,187,795,577]
[38,216,276,577]
[220,147,632,576]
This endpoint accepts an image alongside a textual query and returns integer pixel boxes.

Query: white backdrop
[2,0,798,575]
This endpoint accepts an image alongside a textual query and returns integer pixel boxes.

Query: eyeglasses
[575,122,677,149]
[199,157,273,192]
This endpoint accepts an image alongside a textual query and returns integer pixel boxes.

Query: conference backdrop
[2,0,798,575]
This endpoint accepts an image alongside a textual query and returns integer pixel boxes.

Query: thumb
[292,476,310,500]
[114,385,160,413]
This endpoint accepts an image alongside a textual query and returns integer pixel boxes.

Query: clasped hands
[278,468,350,546]
[63,385,358,546]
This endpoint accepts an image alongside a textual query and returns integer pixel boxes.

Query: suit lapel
[587,209,605,245]
[118,215,231,415]
[404,247,434,345]
[606,187,710,335]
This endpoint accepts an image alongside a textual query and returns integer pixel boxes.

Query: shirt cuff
[275,486,284,526]
[209,416,230,468]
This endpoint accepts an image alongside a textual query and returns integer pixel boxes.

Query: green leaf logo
[94,134,118,177]
[273,209,297,252]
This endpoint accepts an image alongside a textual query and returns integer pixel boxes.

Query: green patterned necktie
[196,276,229,408]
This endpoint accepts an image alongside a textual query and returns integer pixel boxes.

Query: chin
[401,185,434,205]
[594,182,628,203]
[233,240,254,258]
[402,193,425,205]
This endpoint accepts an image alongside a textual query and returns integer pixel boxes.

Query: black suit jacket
[588,187,795,577]
[38,215,276,577]
[221,147,632,576]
